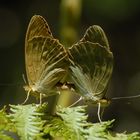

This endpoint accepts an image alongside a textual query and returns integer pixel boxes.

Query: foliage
[8,104,46,140]
[44,105,87,140]
[0,104,139,140]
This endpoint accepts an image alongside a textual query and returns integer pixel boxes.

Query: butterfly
[68,25,113,107]
[24,15,68,100]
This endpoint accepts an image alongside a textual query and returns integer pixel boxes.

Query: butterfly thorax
[85,98,110,107]
[84,93,110,107]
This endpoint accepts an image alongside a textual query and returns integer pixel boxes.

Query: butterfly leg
[39,93,43,104]
[97,102,102,123]
[22,89,31,104]
[68,96,83,107]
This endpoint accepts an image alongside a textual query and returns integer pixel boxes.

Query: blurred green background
[0,0,140,133]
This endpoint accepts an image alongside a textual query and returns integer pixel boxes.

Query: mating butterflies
[24,15,113,106]
[24,15,68,98]
[68,25,113,106]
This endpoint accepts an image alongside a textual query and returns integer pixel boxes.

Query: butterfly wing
[27,36,67,95]
[68,26,113,103]
[25,15,68,96]
[80,25,110,51]
[26,15,52,40]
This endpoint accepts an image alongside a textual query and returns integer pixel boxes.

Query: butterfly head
[23,85,31,92]
[23,84,46,98]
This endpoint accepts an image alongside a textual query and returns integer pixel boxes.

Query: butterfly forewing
[25,15,52,40]
[80,25,110,51]
[68,42,113,103]
[25,15,53,86]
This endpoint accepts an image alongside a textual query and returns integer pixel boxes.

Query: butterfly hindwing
[27,36,67,94]
[25,15,53,84]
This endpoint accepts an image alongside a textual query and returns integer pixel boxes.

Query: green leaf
[86,120,140,140]
[0,107,15,132]
[44,106,88,140]
[0,107,16,140]
[0,104,139,140]
[106,132,140,140]
[86,120,114,140]
[8,104,47,140]
[57,105,88,132]
[0,107,10,131]
[0,132,14,140]
[45,116,82,140]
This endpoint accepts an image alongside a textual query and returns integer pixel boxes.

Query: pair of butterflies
[24,15,113,106]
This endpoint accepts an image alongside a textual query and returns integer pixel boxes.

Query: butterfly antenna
[97,102,102,123]
[22,89,31,104]
[22,74,27,84]
[112,94,140,100]
[68,97,83,107]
